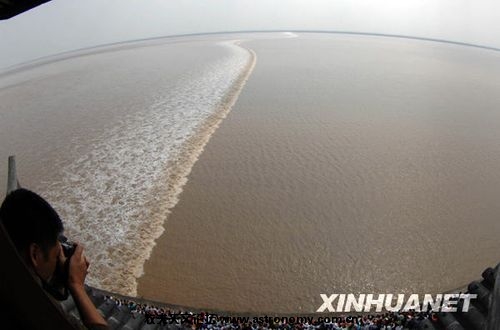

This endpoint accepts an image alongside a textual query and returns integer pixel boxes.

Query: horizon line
[1,29,499,75]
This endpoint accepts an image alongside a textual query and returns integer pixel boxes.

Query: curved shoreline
[2,30,499,76]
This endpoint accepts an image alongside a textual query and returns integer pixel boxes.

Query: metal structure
[6,155,19,194]
[0,0,52,20]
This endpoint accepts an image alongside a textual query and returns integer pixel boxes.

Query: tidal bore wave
[38,40,257,296]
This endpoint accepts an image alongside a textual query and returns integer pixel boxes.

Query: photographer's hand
[68,243,108,329]
[68,243,89,289]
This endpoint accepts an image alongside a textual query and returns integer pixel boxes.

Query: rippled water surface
[1,32,500,314]
[0,34,255,294]
[138,34,500,313]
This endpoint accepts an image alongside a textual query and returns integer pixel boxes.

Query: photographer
[0,188,108,329]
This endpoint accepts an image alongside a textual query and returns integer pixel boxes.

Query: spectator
[0,188,108,329]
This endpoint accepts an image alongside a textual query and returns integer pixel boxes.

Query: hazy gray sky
[1,0,499,69]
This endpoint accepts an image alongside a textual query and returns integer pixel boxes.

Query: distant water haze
[1,32,500,314]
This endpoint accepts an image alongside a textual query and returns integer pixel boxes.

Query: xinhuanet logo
[316,293,477,313]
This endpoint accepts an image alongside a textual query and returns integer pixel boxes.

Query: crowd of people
[103,295,438,329]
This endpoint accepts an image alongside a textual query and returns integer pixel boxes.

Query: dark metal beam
[487,264,500,330]
[0,0,52,20]
[7,155,20,194]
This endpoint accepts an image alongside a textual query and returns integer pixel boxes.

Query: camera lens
[59,235,75,257]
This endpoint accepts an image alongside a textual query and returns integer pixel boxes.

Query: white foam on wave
[39,40,256,295]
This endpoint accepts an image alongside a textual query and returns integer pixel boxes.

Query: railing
[488,266,500,330]
[2,156,500,329]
